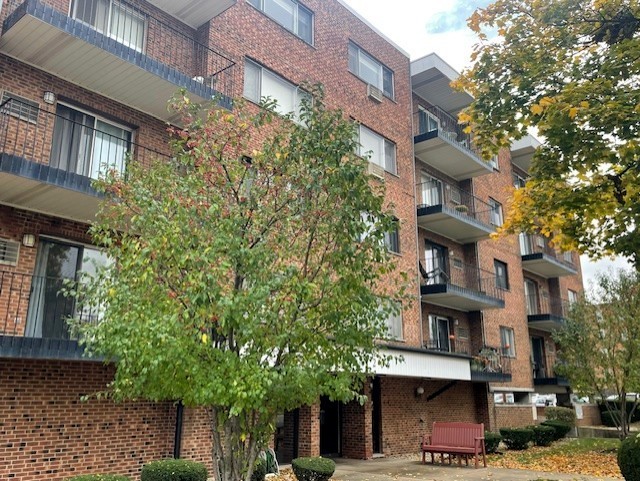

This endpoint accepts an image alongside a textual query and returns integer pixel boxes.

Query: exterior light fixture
[415,386,425,397]
[22,233,36,247]
[43,91,56,105]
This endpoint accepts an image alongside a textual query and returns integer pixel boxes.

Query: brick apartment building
[0,0,584,479]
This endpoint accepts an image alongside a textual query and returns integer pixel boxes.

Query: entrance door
[371,377,382,454]
[425,241,448,284]
[524,279,538,315]
[319,396,341,456]
[531,337,546,379]
[429,316,451,352]
[420,174,442,207]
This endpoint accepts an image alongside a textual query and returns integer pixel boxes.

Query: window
[248,0,313,44]
[51,104,132,180]
[417,107,439,134]
[71,0,146,52]
[494,260,509,290]
[524,278,538,315]
[488,155,499,170]
[428,315,452,352]
[0,238,19,266]
[563,251,574,264]
[489,197,503,226]
[500,326,516,357]
[244,60,310,121]
[1,92,39,123]
[384,221,400,254]
[424,241,448,284]
[379,300,402,340]
[512,173,527,189]
[568,289,579,305]
[357,125,396,174]
[348,42,394,98]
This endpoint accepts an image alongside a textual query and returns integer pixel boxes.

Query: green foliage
[291,457,336,481]
[484,431,502,453]
[619,434,640,481]
[545,407,576,427]
[554,270,640,437]
[66,476,130,481]
[73,89,405,481]
[529,425,556,447]
[499,428,534,450]
[458,0,640,264]
[601,410,621,427]
[540,420,572,441]
[250,459,267,481]
[140,459,207,481]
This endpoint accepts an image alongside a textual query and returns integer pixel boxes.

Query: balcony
[533,354,569,388]
[419,260,505,312]
[526,295,569,332]
[143,0,235,28]
[416,179,496,243]
[0,0,235,122]
[0,98,171,222]
[413,106,492,181]
[424,336,471,356]
[0,270,100,360]
[372,344,471,381]
[520,234,578,278]
[470,345,512,382]
[511,135,541,173]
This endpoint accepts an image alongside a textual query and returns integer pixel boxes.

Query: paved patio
[332,456,621,481]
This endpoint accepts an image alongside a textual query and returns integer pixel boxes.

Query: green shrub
[292,457,336,481]
[484,431,502,454]
[251,459,267,481]
[602,410,622,427]
[619,433,640,481]
[141,459,207,481]
[545,406,576,427]
[529,425,555,447]
[66,476,130,481]
[499,428,534,450]
[540,420,572,441]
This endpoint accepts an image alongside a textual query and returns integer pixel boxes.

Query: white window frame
[348,42,394,99]
[428,314,452,352]
[500,326,516,358]
[568,289,579,305]
[357,124,396,174]
[494,259,509,290]
[248,0,314,44]
[384,301,403,340]
[384,221,400,254]
[489,197,504,226]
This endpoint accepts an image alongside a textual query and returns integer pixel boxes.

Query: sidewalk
[332,456,621,481]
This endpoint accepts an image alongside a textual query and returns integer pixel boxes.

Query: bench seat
[421,422,487,469]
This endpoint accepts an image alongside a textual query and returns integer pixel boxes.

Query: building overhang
[417,205,495,243]
[421,284,505,312]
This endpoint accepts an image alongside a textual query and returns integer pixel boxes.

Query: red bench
[421,422,487,469]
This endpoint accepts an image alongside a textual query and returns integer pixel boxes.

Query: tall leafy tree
[74,89,406,481]
[554,270,640,437]
[457,0,640,266]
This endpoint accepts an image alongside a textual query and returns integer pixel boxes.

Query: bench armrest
[421,434,431,447]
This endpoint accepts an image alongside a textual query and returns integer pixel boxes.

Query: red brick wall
[494,404,535,428]
[180,407,214,473]
[0,359,176,481]
[575,404,601,427]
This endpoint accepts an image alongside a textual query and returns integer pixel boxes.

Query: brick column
[341,383,373,459]
[297,404,320,457]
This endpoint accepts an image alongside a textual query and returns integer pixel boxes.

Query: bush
[484,431,502,454]
[529,425,556,447]
[540,420,572,441]
[141,459,207,481]
[602,410,622,427]
[499,428,534,450]
[292,457,336,481]
[66,476,130,481]
[251,459,267,481]
[619,433,640,481]
[545,406,576,427]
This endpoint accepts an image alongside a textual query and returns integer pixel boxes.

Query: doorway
[531,337,546,379]
[319,396,341,456]
[371,376,382,454]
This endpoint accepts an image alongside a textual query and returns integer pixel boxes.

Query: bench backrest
[430,422,484,448]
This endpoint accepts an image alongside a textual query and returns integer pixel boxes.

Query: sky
[341,0,631,289]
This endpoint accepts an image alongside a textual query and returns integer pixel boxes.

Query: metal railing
[416,179,495,226]
[424,336,471,356]
[414,105,479,157]
[0,270,101,340]
[419,260,506,303]
[533,354,562,379]
[10,0,235,97]
[471,345,512,375]
[0,98,172,180]
[520,234,575,268]
[526,294,570,318]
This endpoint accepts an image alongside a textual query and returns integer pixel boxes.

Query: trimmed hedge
[602,410,622,427]
[540,420,572,441]
[619,433,640,481]
[545,406,576,427]
[599,401,640,424]
[66,476,130,481]
[499,428,534,450]
[292,457,336,481]
[529,425,555,447]
[141,459,207,481]
[251,459,267,481]
[484,431,502,454]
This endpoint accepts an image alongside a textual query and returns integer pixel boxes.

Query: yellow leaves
[202,333,209,344]
[539,97,555,107]
[458,111,472,124]
[531,104,544,115]
[580,101,589,109]
[568,107,579,119]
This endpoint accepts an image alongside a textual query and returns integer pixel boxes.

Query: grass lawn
[488,438,621,478]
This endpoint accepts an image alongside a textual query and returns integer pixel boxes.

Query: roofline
[334,0,410,58]
[410,52,461,80]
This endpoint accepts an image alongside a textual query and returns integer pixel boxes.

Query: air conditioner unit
[367,162,385,180]
[367,84,383,103]
[192,76,205,83]
[0,238,19,266]
[536,237,545,248]
[450,189,462,205]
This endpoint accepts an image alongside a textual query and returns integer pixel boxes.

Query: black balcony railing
[419,260,505,303]
[415,105,479,157]
[424,336,471,356]
[471,345,512,381]
[520,234,575,268]
[0,98,172,183]
[0,270,101,340]
[533,354,566,382]
[526,294,570,318]
[6,0,235,99]
[416,179,495,226]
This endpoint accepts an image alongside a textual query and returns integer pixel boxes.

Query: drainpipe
[174,401,184,459]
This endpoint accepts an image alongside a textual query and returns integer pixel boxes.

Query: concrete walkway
[332,456,621,481]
